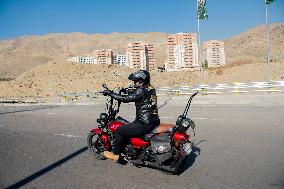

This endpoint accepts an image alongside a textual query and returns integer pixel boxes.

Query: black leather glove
[120,88,127,94]
[103,90,112,96]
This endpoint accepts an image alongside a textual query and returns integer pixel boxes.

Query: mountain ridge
[0,23,283,98]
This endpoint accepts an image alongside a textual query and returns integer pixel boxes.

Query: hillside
[0,23,283,98]
[224,23,284,65]
[0,32,168,79]
[1,23,283,79]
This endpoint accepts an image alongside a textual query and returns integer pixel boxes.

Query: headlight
[100,113,108,120]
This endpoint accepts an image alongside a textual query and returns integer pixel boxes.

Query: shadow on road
[5,146,88,189]
[0,106,58,115]
[178,140,205,175]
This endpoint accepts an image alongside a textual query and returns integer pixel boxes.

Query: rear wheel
[87,132,106,160]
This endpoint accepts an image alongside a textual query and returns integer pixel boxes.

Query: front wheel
[171,141,192,174]
[87,132,106,160]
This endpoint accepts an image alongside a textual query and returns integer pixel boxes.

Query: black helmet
[128,70,150,85]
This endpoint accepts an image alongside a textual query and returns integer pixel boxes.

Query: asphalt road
[0,102,284,189]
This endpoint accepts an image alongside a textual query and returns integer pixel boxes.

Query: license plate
[182,142,192,155]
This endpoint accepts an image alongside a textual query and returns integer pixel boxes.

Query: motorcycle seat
[141,123,176,141]
[155,123,176,133]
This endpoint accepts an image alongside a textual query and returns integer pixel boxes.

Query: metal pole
[197,10,202,85]
[265,4,271,84]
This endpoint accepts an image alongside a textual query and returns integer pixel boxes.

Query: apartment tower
[203,40,225,68]
[92,49,114,64]
[126,41,156,71]
[166,33,199,71]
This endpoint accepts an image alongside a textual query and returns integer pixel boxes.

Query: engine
[124,144,137,160]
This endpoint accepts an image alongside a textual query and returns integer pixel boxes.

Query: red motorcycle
[87,84,197,174]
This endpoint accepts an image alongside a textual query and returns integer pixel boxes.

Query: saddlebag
[151,133,172,164]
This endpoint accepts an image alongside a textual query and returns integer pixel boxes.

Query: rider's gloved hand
[120,88,127,94]
[103,90,112,96]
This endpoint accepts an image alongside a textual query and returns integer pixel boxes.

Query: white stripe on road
[54,134,81,138]
[160,116,175,119]
[125,116,217,120]
[192,117,208,120]
[47,112,56,115]
[192,117,218,121]
[126,116,175,119]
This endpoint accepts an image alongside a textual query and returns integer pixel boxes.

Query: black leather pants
[112,120,159,155]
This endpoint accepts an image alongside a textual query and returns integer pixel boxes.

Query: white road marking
[126,116,175,119]
[47,112,56,115]
[192,117,208,120]
[192,117,218,121]
[160,116,175,119]
[54,134,80,138]
[125,116,217,120]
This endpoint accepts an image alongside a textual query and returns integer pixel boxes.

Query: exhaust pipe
[146,155,185,174]
[147,162,176,174]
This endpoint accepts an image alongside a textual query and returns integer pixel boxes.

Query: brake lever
[102,83,109,90]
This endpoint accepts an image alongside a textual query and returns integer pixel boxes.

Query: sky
[0,0,283,40]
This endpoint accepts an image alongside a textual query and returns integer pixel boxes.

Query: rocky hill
[224,23,284,66]
[0,23,283,99]
[0,32,168,79]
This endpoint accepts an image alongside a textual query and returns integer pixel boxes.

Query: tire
[171,141,191,175]
[172,155,186,175]
[87,132,106,160]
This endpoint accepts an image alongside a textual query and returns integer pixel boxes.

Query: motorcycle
[87,84,198,174]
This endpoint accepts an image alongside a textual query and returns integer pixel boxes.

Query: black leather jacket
[110,85,160,124]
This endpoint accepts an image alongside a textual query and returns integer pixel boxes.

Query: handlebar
[100,84,126,118]
[102,83,109,90]
[100,83,131,96]
[182,92,198,117]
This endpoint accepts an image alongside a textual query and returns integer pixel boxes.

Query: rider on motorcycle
[103,70,160,161]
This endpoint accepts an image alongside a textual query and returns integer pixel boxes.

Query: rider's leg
[104,121,159,161]
[104,122,137,161]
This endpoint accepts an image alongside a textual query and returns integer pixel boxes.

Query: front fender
[173,132,190,141]
[91,128,101,135]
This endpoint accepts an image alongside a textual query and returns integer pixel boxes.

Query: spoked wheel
[87,132,106,160]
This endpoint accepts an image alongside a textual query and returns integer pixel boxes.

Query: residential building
[67,56,80,63]
[203,40,225,68]
[126,41,156,71]
[80,56,96,64]
[114,54,127,66]
[145,44,155,71]
[92,49,114,64]
[166,33,199,71]
[67,56,96,64]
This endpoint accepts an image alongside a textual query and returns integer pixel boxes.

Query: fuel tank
[109,121,125,133]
